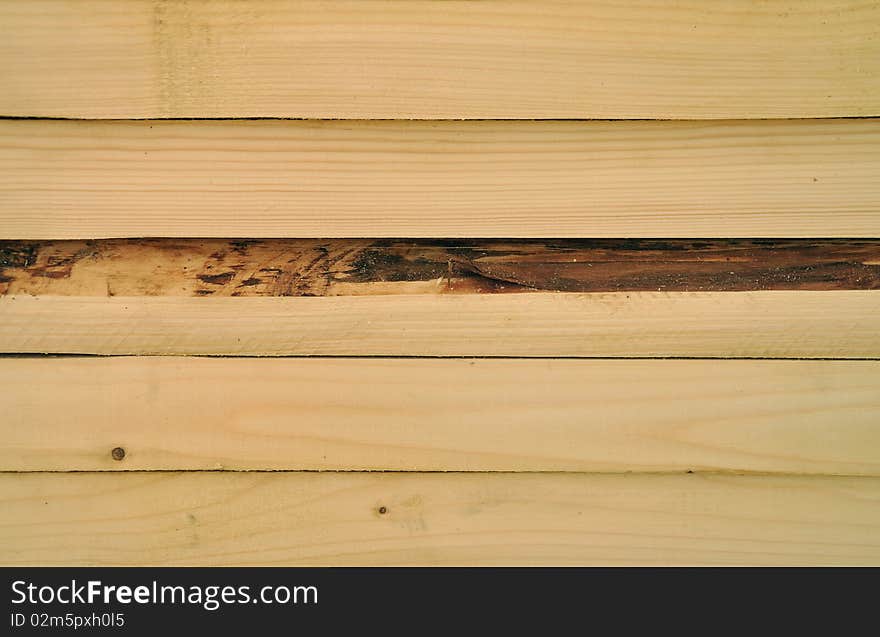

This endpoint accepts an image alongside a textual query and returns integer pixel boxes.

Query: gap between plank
[2,354,879,361]
[1,469,876,479]
[1,116,879,122]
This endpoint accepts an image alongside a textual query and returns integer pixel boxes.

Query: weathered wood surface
[2,472,878,565]
[2,0,878,119]
[3,119,880,239]
[2,291,878,357]
[3,357,878,474]
[3,239,879,297]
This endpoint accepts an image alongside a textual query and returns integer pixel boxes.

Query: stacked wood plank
[1,0,878,565]
[2,119,879,238]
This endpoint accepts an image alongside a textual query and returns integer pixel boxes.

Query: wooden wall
[1,0,878,565]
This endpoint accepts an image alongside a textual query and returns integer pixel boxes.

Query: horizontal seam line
[1,469,877,478]
[1,116,879,123]
[0,354,879,361]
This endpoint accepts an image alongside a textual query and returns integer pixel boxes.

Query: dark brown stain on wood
[197,271,236,285]
[1,238,879,297]
[1,241,100,283]
[0,243,37,270]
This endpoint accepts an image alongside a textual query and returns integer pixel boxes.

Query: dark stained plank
[2,239,880,298]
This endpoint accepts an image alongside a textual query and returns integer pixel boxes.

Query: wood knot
[111,447,126,461]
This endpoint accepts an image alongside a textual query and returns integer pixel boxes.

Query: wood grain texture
[2,472,878,565]
[3,357,879,474]
[2,291,878,357]
[3,239,880,297]
[2,0,878,119]
[3,119,880,239]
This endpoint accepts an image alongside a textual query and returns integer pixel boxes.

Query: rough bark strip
[2,239,879,298]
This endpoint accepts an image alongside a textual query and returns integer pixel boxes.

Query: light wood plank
[2,119,880,239]
[1,291,878,358]
[3,357,879,474]
[1,0,878,119]
[4,239,880,296]
[2,472,878,565]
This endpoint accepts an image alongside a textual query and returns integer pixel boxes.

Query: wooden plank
[2,472,878,565]
[3,119,880,239]
[1,291,877,357]
[1,0,878,119]
[3,239,880,297]
[3,357,879,474]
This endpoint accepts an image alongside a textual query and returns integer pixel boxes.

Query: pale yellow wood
[2,472,878,565]
[1,291,878,358]
[3,357,879,474]
[1,0,878,119]
[2,119,880,238]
